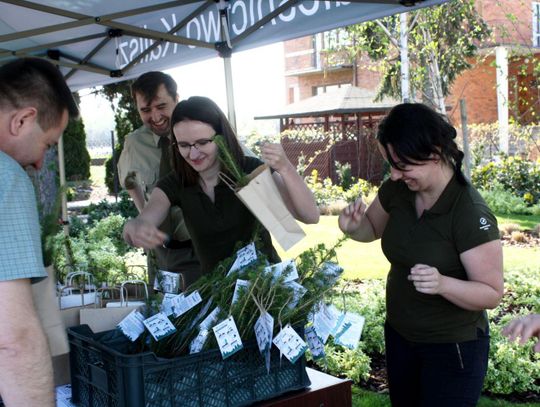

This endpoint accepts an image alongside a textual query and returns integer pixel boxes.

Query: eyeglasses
[175,137,214,153]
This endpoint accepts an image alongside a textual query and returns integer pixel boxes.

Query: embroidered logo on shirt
[479,217,491,231]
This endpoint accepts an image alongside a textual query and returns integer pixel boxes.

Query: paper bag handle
[218,171,238,192]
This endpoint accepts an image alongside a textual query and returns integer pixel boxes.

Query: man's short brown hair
[131,71,177,104]
[0,58,78,130]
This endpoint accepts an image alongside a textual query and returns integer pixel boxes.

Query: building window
[289,86,299,103]
[534,2,540,47]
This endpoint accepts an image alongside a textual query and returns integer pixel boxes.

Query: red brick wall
[447,54,540,125]
[477,0,534,47]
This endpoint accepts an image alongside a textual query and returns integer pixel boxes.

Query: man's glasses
[175,137,214,153]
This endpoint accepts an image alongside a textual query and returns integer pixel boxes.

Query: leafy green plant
[52,213,134,284]
[335,161,354,190]
[479,186,532,215]
[81,191,137,224]
[484,313,540,395]
[310,343,372,384]
[472,156,540,205]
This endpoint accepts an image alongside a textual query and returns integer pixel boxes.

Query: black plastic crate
[68,325,310,407]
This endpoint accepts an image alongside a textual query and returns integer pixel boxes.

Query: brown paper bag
[32,265,69,357]
[222,164,306,251]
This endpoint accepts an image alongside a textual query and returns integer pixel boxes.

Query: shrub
[335,161,354,190]
[479,186,531,215]
[63,117,91,181]
[484,313,540,395]
[310,343,372,384]
[82,191,137,224]
[340,280,386,355]
[472,156,540,204]
[53,213,135,285]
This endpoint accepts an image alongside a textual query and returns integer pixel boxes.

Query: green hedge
[63,118,90,181]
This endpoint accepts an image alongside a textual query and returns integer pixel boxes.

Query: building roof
[255,86,400,120]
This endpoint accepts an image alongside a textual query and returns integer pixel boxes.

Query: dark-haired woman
[124,96,319,287]
[339,103,503,406]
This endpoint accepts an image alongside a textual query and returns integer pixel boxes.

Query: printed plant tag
[199,306,221,331]
[264,259,298,282]
[160,293,178,316]
[272,324,307,364]
[213,316,243,359]
[254,312,274,354]
[305,326,325,359]
[232,279,251,304]
[189,329,209,354]
[172,290,202,317]
[142,313,176,341]
[118,310,145,341]
[285,281,307,309]
[227,242,258,276]
[154,270,181,294]
[254,311,274,373]
[334,312,365,350]
[328,305,345,337]
[312,302,338,344]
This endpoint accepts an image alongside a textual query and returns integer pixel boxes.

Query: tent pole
[223,56,237,131]
[57,133,70,237]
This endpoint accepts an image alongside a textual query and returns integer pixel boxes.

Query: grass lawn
[495,212,540,230]
[352,387,540,406]
[90,164,106,187]
[278,216,540,280]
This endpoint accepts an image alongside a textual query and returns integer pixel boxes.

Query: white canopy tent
[0,0,449,225]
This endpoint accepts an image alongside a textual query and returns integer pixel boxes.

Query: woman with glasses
[123,96,319,286]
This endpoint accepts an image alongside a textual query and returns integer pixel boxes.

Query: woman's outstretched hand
[123,218,167,249]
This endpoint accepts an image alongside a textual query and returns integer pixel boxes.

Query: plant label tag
[264,259,298,282]
[254,311,274,373]
[172,290,202,317]
[118,310,145,341]
[328,305,345,337]
[154,270,181,294]
[312,302,338,344]
[188,298,213,331]
[199,306,221,331]
[305,326,325,359]
[285,281,307,309]
[213,316,243,359]
[160,293,178,316]
[232,279,251,304]
[143,312,176,341]
[255,312,274,354]
[334,312,365,350]
[189,329,209,354]
[273,324,307,364]
[227,242,258,276]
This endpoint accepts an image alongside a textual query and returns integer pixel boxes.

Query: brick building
[284,0,540,125]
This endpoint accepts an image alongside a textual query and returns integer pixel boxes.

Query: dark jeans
[385,322,489,407]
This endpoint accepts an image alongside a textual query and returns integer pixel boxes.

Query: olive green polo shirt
[378,175,500,343]
[157,156,280,276]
